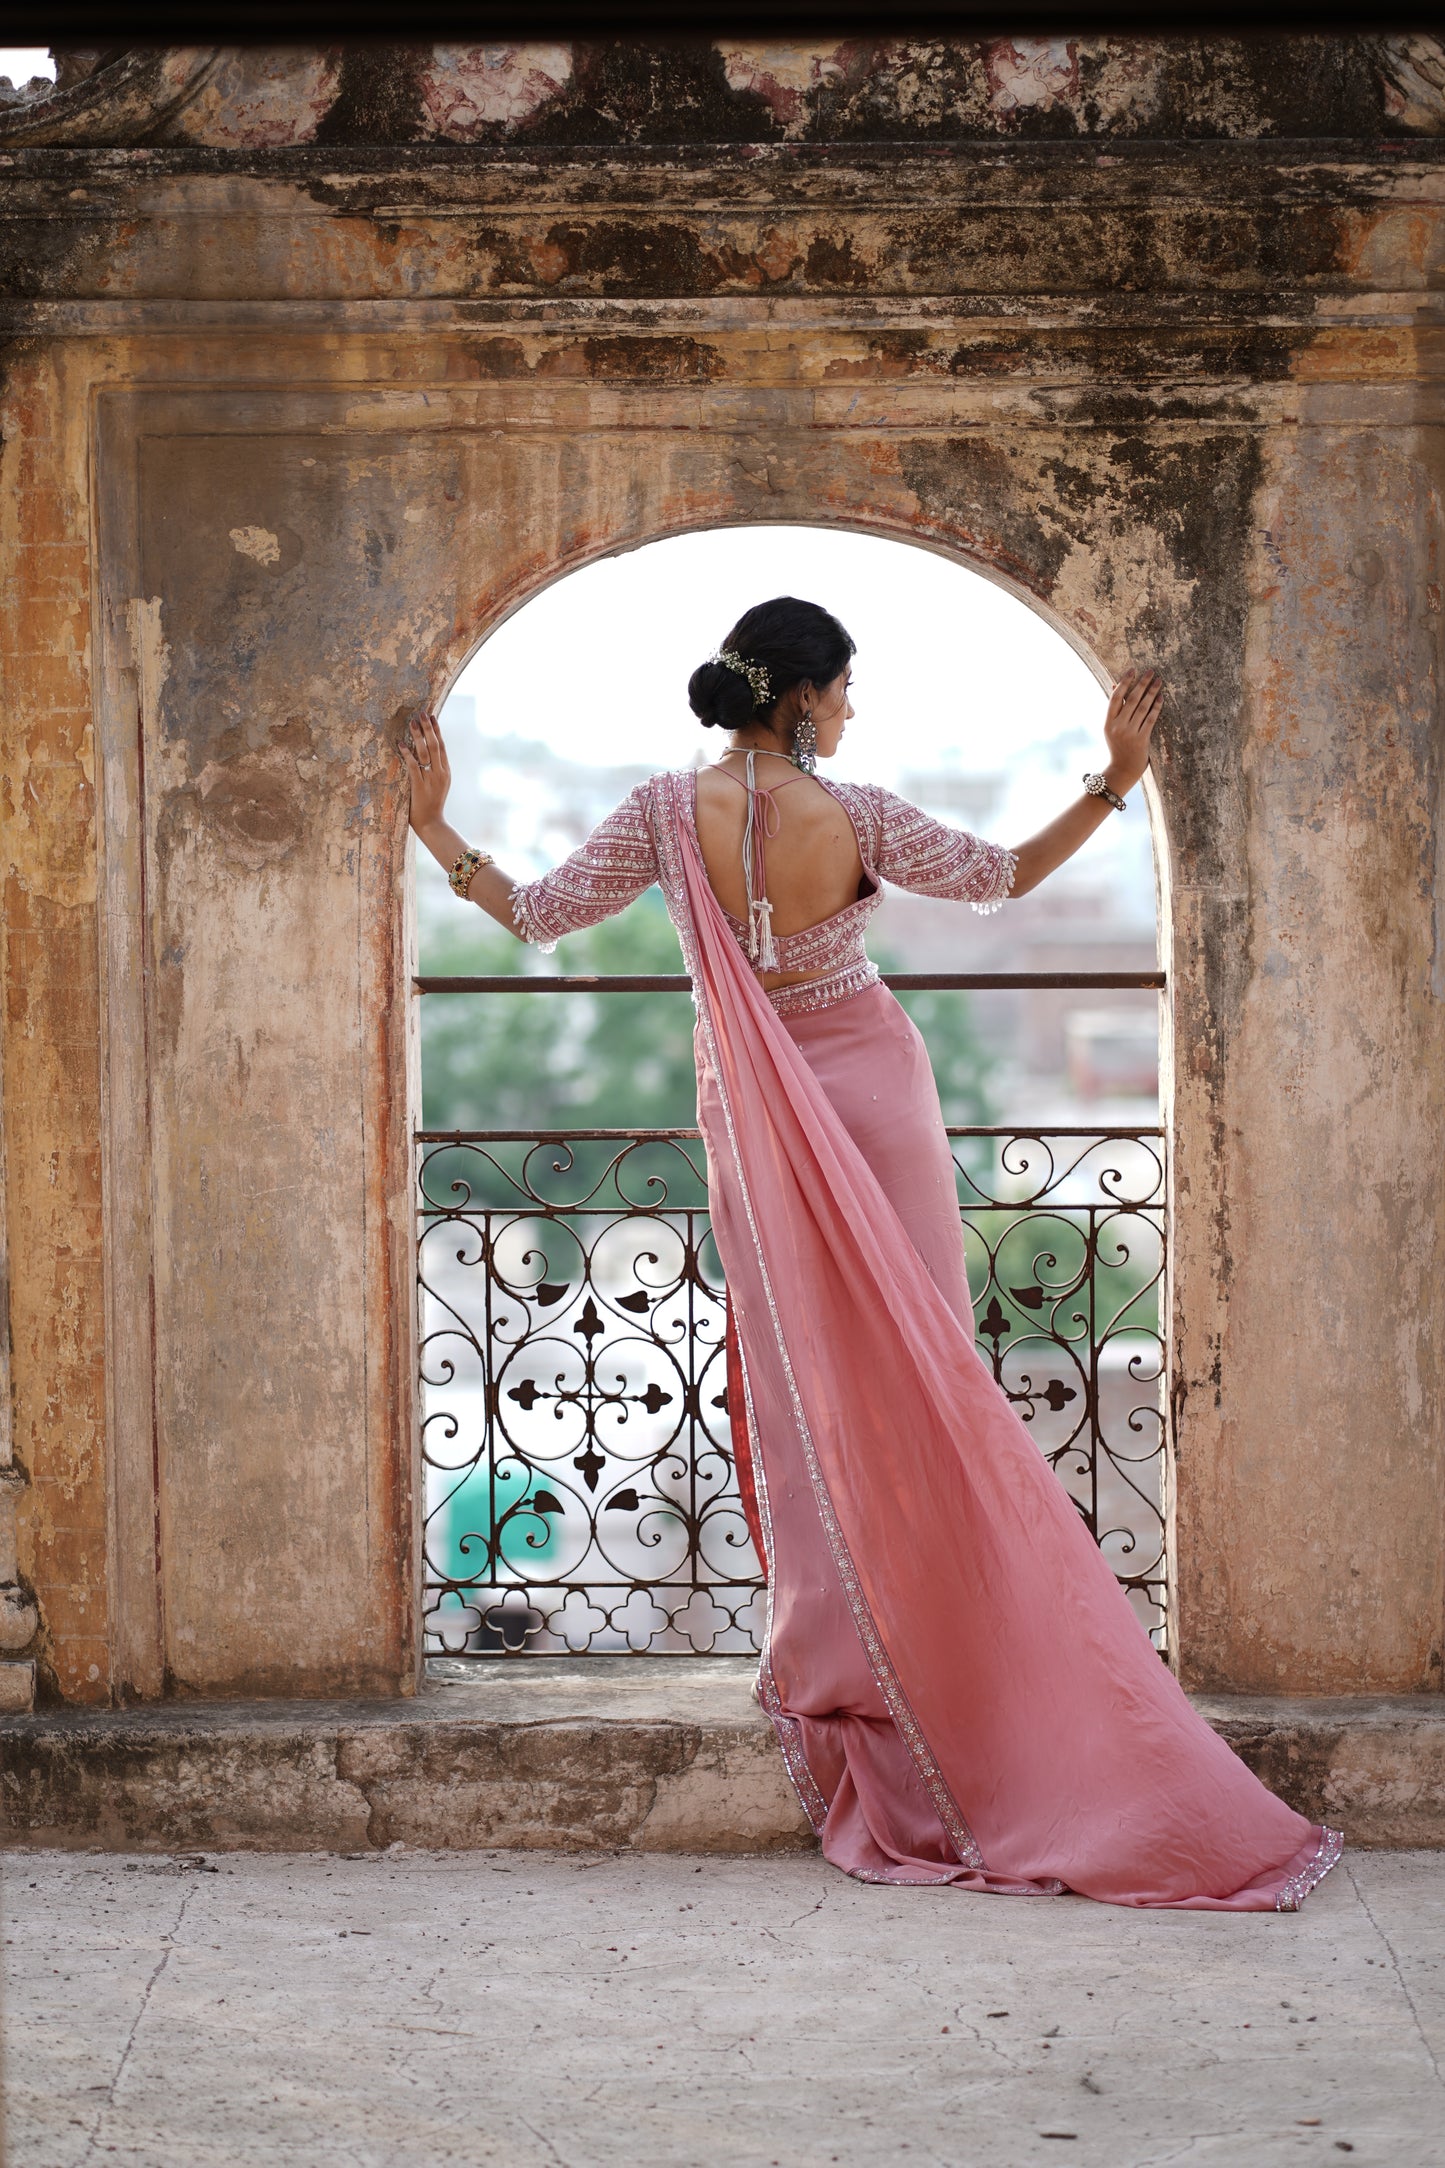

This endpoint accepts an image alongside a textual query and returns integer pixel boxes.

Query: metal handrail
[415,971,1166,994]
[417,1123,1166,1143]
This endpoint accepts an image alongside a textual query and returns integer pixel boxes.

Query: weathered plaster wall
[1173,417,1445,1691]
[1,345,109,1705]
[1,38,1443,1707]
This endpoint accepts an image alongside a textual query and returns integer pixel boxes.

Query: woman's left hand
[398,710,451,836]
[1102,667,1165,791]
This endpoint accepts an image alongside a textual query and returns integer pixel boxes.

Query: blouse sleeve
[864,785,1016,915]
[509,783,660,952]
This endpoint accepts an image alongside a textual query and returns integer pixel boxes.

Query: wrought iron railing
[415,965,1166,1661]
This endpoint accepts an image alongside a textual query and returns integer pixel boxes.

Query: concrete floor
[3,1849,1442,2168]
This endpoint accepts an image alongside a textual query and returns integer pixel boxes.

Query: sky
[0,50,53,87]
[438,525,1158,912]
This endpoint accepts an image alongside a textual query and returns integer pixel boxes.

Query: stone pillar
[84,400,430,1701]
[1170,412,1445,1693]
[0,347,95,1708]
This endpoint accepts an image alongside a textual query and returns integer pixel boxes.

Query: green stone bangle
[448,845,493,899]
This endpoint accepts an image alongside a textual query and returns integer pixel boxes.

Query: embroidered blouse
[509,771,1016,1018]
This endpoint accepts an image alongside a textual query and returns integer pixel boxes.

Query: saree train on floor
[511,768,1342,1911]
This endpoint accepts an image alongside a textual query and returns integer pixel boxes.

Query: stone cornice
[4,137,1445,195]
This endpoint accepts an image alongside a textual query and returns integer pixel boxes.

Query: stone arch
[100,401,1208,1703]
[416,508,1172,1660]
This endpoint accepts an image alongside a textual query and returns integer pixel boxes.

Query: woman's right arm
[399,710,659,948]
[400,711,526,934]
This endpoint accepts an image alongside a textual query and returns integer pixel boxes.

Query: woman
[401,595,1341,1911]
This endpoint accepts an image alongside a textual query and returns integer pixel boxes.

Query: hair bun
[687,598,855,739]
[687,657,757,730]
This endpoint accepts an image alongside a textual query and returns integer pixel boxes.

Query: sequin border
[767,961,880,1019]
[508,883,559,952]
[1274,1825,1344,1912]
[742,1327,1055,1892]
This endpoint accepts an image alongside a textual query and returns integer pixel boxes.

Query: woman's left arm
[1008,667,1164,898]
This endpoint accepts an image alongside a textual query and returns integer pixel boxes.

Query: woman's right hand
[398,710,451,835]
[1101,667,1164,793]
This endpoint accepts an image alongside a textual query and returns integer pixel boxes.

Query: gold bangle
[448,845,493,899]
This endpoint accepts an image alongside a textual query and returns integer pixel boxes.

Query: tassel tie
[741,751,785,971]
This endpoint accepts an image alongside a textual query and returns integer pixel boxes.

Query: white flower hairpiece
[710,648,771,707]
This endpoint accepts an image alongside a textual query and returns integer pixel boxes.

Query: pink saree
[643,774,1342,1911]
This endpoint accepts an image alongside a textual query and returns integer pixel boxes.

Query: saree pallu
[644,775,1341,1911]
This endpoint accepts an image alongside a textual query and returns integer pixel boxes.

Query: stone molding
[2,1668,1441,1852]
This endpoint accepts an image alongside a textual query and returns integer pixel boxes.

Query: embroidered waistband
[766,959,881,1019]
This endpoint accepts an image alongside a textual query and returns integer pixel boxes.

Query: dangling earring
[792,705,817,774]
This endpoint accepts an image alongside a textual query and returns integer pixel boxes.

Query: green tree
[420,889,696,1132]
[419,892,996,1134]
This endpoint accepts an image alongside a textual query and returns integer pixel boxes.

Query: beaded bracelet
[448,845,493,899]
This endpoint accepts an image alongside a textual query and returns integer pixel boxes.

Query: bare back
[693,753,872,988]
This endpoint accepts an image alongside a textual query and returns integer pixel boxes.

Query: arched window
[416,527,1166,1660]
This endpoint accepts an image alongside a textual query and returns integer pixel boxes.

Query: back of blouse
[508,769,1016,986]
[693,751,874,983]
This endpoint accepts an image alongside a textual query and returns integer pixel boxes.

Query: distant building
[873,870,1159,1119]
[896,770,1007,830]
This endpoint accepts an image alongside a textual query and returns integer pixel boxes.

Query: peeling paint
[228,525,280,566]
[126,597,171,724]
[717,43,850,136]
[419,44,574,139]
[984,39,1080,119]
[1378,36,1445,133]
[1,36,1442,149]
[169,48,340,149]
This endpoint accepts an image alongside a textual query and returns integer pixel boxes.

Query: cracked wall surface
[0,37,1443,1708]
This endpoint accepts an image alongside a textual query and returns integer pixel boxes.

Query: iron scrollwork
[417,1126,1166,1658]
